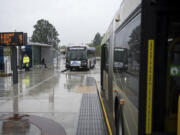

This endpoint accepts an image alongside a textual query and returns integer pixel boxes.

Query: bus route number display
[0,32,24,46]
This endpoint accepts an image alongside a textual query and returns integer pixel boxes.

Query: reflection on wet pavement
[0,118,41,135]
[76,86,97,93]
[0,57,100,135]
[0,114,66,135]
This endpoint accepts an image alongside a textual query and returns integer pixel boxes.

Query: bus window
[104,46,109,72]
[113,48,128,71]
[87,50,91,59]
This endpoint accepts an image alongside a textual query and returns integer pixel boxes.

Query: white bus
[66,46,96,70]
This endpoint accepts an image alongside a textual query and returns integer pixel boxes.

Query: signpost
[0,32,27,84]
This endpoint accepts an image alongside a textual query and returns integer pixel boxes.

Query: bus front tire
[115,105,124,135]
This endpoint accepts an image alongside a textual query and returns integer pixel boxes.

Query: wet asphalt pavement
[0,57,101,135]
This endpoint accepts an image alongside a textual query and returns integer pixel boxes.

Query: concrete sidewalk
[0,60,101,135]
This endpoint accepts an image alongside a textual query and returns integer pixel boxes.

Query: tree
[87,42,93,47]
[31,19,60,49]
[60,45,66,49]
[93,33,102,46]
[128,26,141,63]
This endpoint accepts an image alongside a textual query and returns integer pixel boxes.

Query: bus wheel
[115,105,123,135]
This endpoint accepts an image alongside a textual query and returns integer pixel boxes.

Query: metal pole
[57,52,59,69]
[11,46,18,84]
[19,46,22,70]
[13,84,19,116]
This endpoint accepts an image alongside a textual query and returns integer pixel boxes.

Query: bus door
[165,41,180,134]
[101,44,106,90]
[165,9,180,135]
[151,6,180,135]
[101,44,109,100]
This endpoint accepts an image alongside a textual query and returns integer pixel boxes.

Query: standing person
[23,54,30,71]
[41,58,47,68]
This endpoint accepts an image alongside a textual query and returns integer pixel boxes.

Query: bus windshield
[67,49,87,60]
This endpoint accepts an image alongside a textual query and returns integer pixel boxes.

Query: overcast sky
[0,0,122,45]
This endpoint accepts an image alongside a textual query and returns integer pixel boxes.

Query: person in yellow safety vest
[23,54,30,71]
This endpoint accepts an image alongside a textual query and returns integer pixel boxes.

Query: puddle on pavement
[0,114,66,135]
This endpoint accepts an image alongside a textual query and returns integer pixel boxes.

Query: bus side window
[87,50,91,58]
[113,48,128,72]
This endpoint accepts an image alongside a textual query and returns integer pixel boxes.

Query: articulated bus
[101,0,180,135]
[66,46,96,70]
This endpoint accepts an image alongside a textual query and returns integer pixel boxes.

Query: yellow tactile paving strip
[76,86,97,93]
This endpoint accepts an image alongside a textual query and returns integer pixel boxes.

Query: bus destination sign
[0,32,24,46]
[69,47,85,50]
